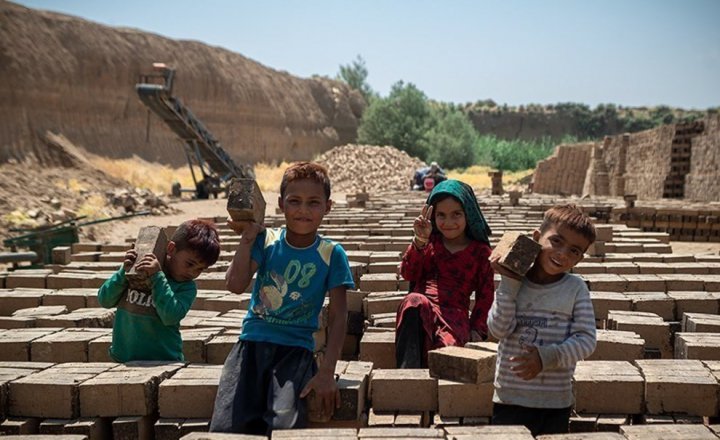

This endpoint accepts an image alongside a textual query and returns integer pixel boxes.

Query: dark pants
[492,402,572,437]
[209,340,316,435]
[395,307,425,368]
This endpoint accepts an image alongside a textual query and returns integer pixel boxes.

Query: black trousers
[395,307,425,368]
[492,402,572,437]
[209,340,316,435]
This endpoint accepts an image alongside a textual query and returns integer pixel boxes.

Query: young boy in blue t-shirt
[210,162,355,435]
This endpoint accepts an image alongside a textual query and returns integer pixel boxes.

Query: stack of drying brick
[1,191,720,439]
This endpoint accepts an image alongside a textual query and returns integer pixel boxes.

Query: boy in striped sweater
[488,204,597,436]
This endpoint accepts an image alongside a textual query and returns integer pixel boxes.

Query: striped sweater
[487,274,596,409]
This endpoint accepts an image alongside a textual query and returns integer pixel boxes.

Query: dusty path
[90,192,280,244]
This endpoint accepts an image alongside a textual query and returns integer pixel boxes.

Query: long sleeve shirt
[488,273,596,409]
[399,234,494,343]
[98,266,197,362]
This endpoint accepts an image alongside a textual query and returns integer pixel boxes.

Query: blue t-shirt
[240,228,355,351]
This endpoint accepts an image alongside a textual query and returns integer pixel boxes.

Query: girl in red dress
[396,179,494,368]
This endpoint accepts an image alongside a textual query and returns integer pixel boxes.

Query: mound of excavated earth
[315,144,425,194]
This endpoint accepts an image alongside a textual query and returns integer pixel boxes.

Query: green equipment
[2,211,150,268]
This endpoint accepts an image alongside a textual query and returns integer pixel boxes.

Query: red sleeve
[399,239,432,282]
[470,243,495,337]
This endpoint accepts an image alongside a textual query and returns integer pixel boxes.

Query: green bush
[473,135,571,172]
[419,108,477,169]
[357,81,432,160]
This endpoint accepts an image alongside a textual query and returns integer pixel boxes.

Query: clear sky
[13,0,720,109]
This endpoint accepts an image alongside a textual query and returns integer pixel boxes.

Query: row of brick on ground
[1,192,720,439]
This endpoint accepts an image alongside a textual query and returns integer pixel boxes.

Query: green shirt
[97,267,197,362]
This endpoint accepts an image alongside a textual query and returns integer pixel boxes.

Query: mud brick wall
[686,115,720,201]
[533,115,719,202]
[531,142,593,195]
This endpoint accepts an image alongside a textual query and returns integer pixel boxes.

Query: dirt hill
[0,1,365,167]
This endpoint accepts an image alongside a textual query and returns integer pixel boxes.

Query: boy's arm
[536,286,597,370]
[486,275,522,339]
[97,267,128,308]
[470,247,495,338]
[150,272,197,326]
[225,222,262,294]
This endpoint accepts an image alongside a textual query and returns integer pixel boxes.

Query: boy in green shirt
[98,219,220,362]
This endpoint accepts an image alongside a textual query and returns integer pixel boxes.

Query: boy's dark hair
[280,162,331,200]
[539,204,596,245]
[170,219,220,266]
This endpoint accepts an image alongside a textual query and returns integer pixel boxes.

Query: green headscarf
[427,179,491,244]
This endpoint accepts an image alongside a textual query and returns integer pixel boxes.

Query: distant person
[97,219,220,362]
[488,204,597,437]
[210,162,355,435]
[396,179,494,368]
[412,161,447,191]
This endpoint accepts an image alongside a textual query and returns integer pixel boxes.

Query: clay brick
[205,333,239,364]
[368,408,394,427]
[636,359,718,416]
[622,274,666,292]
[595,225,614,242]
[41,289,89,311]
[31,328,110,362]
[607,311,672,358]
[444,425,533,439]
[675,332,720,360]
[9,362,115,418]
[180,327,223,363]
[178,419,210,438]
[669,291,720,322]
[370,369,437,412]
[5,270,52,289]
[181,433,265,440]
[154,418,183,440]
[158,364,221,418]
[582,274,627,292]
[52,246,72,265]
[272,428,357,439]
[226,178,265,224]
[437,379,493,417]
[590,291,632,321]
[334,361,372,421]
[126,226,168,292]
[359,331,395,369]
[682,312,720,332]
[624,291,674,320]
[0,288,47,315]
[39,418,69,435]
[357,427,443,438]
[490,232,540,276]
[595,414,630,433]
[0,327,62,361]
[573,361,644,414]
[427,346,495,384]
[587,329,644,361]
[64,417,112,440]
[359,273,398,292]
[87,334,113,362]
[35,308,115,328]
[0,417,40,435]
[363,292,404,317]
[112,415,156,440]
[620,423,718,439]
[80,362,183,417]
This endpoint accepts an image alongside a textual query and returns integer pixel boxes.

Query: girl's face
[433,197,467,241]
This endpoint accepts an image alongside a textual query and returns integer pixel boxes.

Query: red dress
[397,234,495,356]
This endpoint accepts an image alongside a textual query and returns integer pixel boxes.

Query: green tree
[357,81,432,159]
[419,108,477,169]
[337,55,375,103]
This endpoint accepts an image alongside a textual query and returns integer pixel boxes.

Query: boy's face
[278,179,331,236]
[164,241,209,282]
[532,224,590,277]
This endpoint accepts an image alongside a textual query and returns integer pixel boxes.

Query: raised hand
[123,249,138,272]
[413,204,434,243]
[134,253,161,277]
[227,219,264,244]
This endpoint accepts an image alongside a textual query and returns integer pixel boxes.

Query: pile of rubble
[316,144,425,194]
